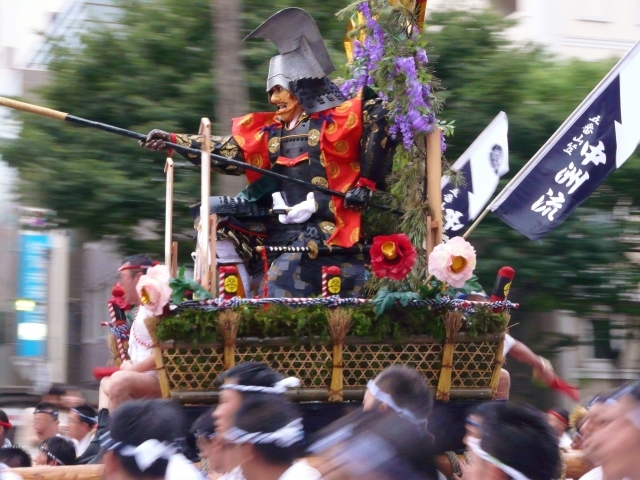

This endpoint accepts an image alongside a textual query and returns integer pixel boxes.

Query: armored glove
[344,186,373,211]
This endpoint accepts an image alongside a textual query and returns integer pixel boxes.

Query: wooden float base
[7,451,593,479]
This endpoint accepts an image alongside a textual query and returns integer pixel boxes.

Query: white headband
[223,418,304,448]
[467,437,530,480]
[101,434,177,472]
[39,444,66,466]
[366,380,426,426]
[627,406,640,430]
[220,377,301,394]
[70,408,98,424]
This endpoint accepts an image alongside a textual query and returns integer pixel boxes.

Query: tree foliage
[0,1,638,318]
[0,0,348,255]
[427,10,640,315]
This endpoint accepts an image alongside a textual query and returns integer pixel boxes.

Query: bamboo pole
[199,118,211,290]
[328,309,353,402]
[171,241,178,278]
[164,157,174,267]
[5,451,591,480]
[6,465,104,479]
[425,127,443,257]
[489,315,510,398]
[436,311,464,402]
[153,346,172,399]
[0,96,401,215]
[210,214,218,296]
[218,310,241,370]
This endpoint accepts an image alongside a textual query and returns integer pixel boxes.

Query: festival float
[0,1,593,478]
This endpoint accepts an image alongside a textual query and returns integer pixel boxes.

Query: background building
[0,0,120,395]
[428,0,640,60]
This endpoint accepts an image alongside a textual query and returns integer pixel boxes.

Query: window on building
[490,0,516,16]
[590,319,620,361]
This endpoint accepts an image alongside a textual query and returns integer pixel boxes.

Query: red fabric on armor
[230,93,364,248]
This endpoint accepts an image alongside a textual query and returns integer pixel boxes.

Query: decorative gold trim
[268,137,280,153]
[312,176,329,188]
[308,129,321,146]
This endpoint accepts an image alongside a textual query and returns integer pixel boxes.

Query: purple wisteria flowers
[393,56,434,150]
[340,2,385,98]
[342,1,443,152]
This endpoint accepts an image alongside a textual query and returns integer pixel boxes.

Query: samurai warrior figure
[141,8,396,297]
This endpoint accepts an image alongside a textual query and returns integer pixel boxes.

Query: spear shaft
[0,96,404,215]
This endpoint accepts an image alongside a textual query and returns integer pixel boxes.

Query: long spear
[0,96,404,216]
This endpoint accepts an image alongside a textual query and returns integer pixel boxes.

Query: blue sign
[16,232,51,357]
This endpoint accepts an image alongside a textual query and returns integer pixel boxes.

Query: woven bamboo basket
[151,321,507,402]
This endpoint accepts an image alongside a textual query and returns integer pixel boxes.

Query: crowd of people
[1,363,639,480]
[1,258,638,480]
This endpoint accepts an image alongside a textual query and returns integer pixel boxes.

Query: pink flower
[428,237,476,288]
[370,234,417,280]
[136,265,172,316]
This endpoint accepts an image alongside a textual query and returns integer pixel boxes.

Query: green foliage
[169,265,213,304]
[154,303,508,344]
[337,1,448,290]
[0,0,351,257]
[372,288,421,315]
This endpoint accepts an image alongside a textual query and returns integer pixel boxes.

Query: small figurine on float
[140,8,397,299]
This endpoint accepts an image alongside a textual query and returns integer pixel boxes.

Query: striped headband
[467,437,530,480]
[223,418,304,448]
[39,444,66,466]
[34,409,59,419]
[366,380,426,427]
[71,408,98,425]
[627,406,640,430]
[118,264,154,272]
[547,410,569,427]
[220,377,301,394]
[100,432,177,472]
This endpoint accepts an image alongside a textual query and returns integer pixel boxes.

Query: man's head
[314,410,438,480]
[0,409,12,444]
[102,399,185,480]
[223,395,303,470]
[246,8,345,115]
[191,407,229,474]
[34,436,76,466]
[118,254,154,305]
[583,381,640,480]
[362,366,433,423]
[463,401,496,446]
[213,362,284,433]
[0,446,32,468]
[269,85,304,125]
[33,402,59,442]
[575,390,618,447]
[465,403,559,480]
[546,407,569,439]
[68,404,97,442]
[41,384,67,407]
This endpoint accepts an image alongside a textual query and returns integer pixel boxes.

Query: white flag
[441,112,509,236]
